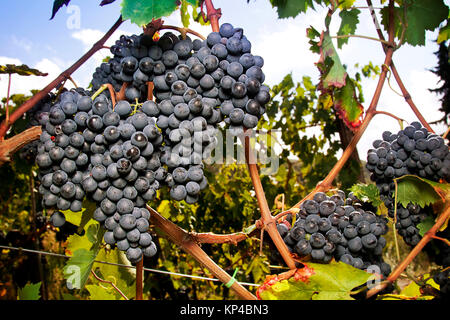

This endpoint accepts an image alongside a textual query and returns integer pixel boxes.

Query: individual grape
[310,232,326,248]
[117,198,134,215]
[126,247,143,263]
[143,242,157,257]
[348,237,363,253]
[294,239,312,256]
[50,211,66,227]
[170,185,187,201]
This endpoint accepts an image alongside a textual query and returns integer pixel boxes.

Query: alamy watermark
[66,5,81,30]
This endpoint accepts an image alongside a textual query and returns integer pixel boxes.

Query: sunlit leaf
[18,282,41,300]
[121,0,180,26]
[257,261,372,300]
[337,8,360,48]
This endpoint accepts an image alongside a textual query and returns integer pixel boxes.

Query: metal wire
[0,245,259,287]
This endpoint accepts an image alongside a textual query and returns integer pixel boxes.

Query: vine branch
[203,0,221,32]
[0,126,42,166]
[190,231,251,245]
[240,131,297,270]
[147,205,257,300]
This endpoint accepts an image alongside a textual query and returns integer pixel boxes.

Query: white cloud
[71,29,105,48]
[0,56,63,98]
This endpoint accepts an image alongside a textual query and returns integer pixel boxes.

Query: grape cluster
[90,24,269,201]
[433,268,450,298]
[277,190,391,277]
[366,121,449,246]
[35,90,158,263]
[91,23,270,131]
[34,23,270,264]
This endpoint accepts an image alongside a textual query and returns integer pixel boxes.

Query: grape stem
[90,270,129,300]
[147,205,257,300]
[374,110,405,123]
[0,15,124,141]
[366,205,450,298]
[160,25,206,40]
[135,259,144,300]
[331,34,394,47]
[430,235,450,246]
[116,82,129,102]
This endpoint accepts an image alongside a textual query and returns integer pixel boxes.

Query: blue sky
[0,0,448,158]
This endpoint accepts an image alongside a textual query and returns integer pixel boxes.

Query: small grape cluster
[277,190,391,277]
[366,121,449,246]
[18,92,55,163]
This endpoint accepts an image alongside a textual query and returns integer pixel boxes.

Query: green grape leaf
[349,183,382,208]
[257,261,372,300]
[337,9,360,49]
[50,0,71,20]
[333,78,364,130]
[417,215,435,237]
[381,0,449,46]
[63,249,97,290]
[269,0,314,19]
[85,284,121,300]
[246,254,270,284]
[0,64,48,77]
[394,175,449,209]
[157,200,172,218]
[65,220,104,258]
[438,21,450,43]
[18,282,41,300]
[121,0,180,26]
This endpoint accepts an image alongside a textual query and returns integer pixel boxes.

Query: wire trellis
[0,245,259,287]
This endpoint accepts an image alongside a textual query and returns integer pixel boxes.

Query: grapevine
[0,0,448,302]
